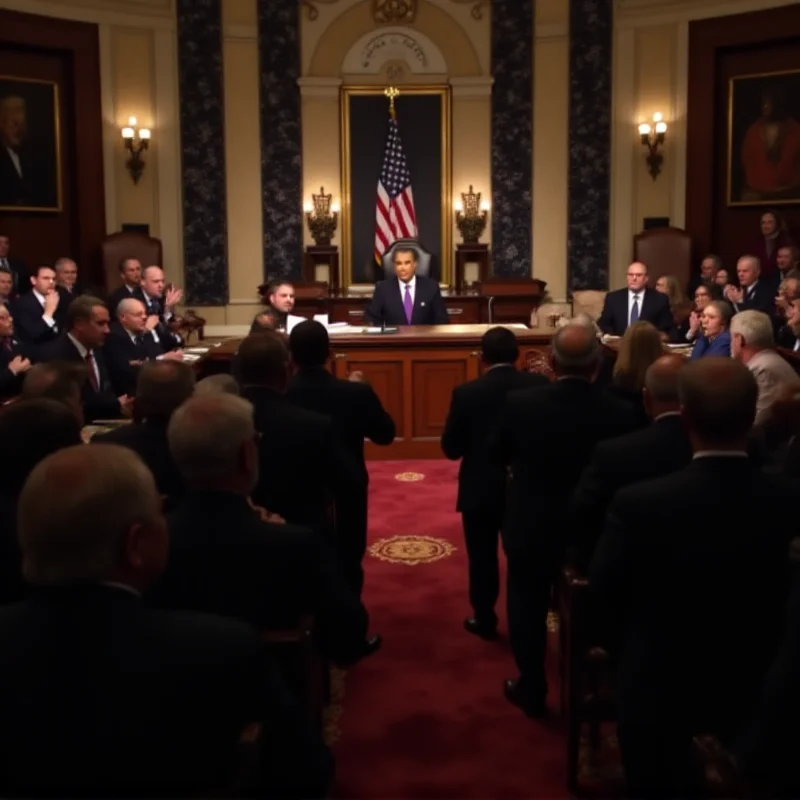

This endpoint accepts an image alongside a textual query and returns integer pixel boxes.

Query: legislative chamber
[1,0,800,797]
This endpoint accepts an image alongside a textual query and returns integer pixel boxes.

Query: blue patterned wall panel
[258,0,303,280]
[491,0,534,277]
[568,0,613,291]
[176,0,228,305]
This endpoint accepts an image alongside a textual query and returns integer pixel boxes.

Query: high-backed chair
[634,227,692,292]
[380,239,432,279]
[101,231,163,292]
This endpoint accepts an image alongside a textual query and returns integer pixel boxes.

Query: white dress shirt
[4,146,21,178]
[33,289,57,329]
[67,332,100,388]
[399,275,416,308]
[627,289,644,325]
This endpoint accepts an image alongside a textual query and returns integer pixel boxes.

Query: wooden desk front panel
[331,343,481,459]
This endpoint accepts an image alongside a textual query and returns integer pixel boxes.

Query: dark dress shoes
[463,617,498,641]
[503,678,546,719]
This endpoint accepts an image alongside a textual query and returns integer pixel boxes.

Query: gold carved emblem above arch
[372,0,416,24]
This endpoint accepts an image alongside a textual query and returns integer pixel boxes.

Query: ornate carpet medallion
[394,471,425,482]
[368,535,455,565]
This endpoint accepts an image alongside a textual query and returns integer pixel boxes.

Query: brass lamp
[638,112,668,180]
[454,185,489,244]
[121,116,150,185]
[304,186,339,246]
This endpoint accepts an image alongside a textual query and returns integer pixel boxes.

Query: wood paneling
[0,9,104,286]
[686,5,800,268]
[411,358,473,439]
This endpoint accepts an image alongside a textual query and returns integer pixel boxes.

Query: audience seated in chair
[0,399,82,606]
[21,361,86,426]
[0,443,331,798]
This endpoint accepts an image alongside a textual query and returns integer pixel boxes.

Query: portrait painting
[0,76,61,212]
[728,69,800,206]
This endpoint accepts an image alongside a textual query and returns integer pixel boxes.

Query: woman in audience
[690,299,733,359]
[656,274,692,342]
[607,320,663,426]
[677,283,719,344]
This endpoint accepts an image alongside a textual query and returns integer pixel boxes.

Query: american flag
[374,110,417,264]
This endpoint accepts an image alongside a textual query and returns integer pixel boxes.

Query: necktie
[630,295,640,325]
[403,284,413,324]
[85,352,99,392]
[2,337,12,353]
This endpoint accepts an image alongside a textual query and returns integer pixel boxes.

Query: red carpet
[331,459,567,799]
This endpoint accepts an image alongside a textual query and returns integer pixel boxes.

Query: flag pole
[384,86,399,120]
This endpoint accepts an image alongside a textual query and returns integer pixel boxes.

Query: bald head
[679,357,758,448]
[18,444,166,588]
[626,261,649,293]
[550,324,600,378]
[643,354,684,417]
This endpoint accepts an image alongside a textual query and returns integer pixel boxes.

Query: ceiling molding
[616,0,800,27]
[1,0,175,27]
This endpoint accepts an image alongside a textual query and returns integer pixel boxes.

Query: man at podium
[364,246,449,326]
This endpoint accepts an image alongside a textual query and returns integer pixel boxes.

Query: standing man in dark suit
[590,358,798,798]
[442,327,548,639]
[0,443,332,798]
[11,265,61,346]
[43,295,132,422]
[364,246,449,326]
[156,393,373,666]
[287,320,395,601]
[597,261,674,336]
[492,324,635,717]
[570,354,692,568]
[0,233,27,293]
[140,265,184,350]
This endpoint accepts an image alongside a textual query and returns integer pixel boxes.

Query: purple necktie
[403,284,413,324]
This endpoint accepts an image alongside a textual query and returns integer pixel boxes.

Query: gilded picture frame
[0,75,62,213]
[340,85,452,289]
[727,68,800,207]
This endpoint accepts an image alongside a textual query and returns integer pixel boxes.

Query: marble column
[176,0,228,305]
[490,0,534,277]
[568,0,613,291]
[257,0,303,281]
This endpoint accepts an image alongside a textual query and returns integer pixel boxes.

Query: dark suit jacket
[441,365,549,513]
[153,490,368,663]
[140,291,182,350]
[107,284,145,317]
[364,275,449,326]
[597,287,673,336]
[242,385,364,535]
[10,292,60,345]
[604,383,650,429]
[492,378,635,556]
[0,583,332,798]
[570,413,692,567]
[287,366,395,476]
[92,420,184,506]
[104,321,165,396]
[589,457,797,733]
[0,145,56,209]
[736,281,775,316]
[43,335,121,422]
[0,257,28,293]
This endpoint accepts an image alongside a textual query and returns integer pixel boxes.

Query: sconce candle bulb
[638,112,667,180]
[121,116,151,185]
[304,186,339,246]
[454,185,488,244]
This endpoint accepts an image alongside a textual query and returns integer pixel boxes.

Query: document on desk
[328,325,367,334]
[286,314,307,333]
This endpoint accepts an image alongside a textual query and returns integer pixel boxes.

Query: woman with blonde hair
[608,320,664,427]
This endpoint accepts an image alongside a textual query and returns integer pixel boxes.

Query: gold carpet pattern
[368,535,456,565]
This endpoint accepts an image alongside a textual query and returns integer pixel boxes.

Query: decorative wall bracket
[300,0,340,22]
[372,0,416,24]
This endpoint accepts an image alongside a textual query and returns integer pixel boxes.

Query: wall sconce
[454,185,489,244]
[638,112,667,180]
[121,116,150,185]
[304,186,339,246]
